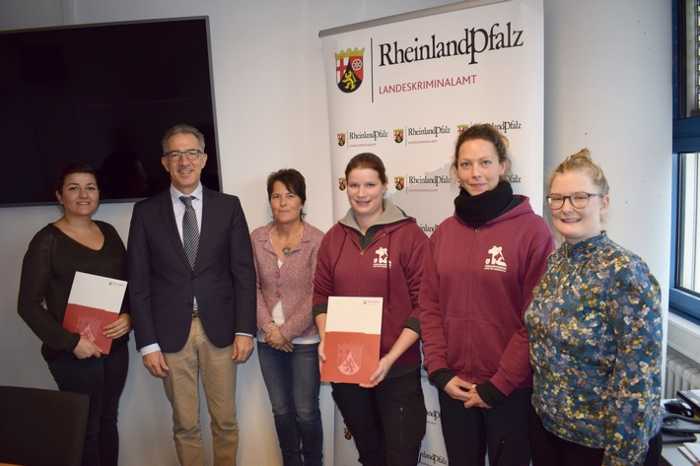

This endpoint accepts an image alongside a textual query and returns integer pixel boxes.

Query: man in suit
[128,124,256,466]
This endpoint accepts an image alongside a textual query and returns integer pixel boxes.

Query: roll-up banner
[320,0,542,463]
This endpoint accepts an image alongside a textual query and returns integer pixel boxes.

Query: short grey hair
[161,123,206,154]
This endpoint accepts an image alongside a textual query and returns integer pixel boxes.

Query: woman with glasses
[525,149,662,466]
[420,124,554,466]
[18,163,131,466]
[251,169,324,466]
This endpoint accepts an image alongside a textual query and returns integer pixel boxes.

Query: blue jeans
[257,342,323,466]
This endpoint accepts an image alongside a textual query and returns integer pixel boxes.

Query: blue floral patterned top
[525,232,662,466]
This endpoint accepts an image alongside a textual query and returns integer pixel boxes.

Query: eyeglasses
[163,149,204,160]
[546,192,603,210]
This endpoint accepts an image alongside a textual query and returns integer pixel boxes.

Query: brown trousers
[162,318,238,466]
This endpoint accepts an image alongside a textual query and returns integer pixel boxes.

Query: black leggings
[332,369,427,466]
[438,387,532,466]
[48,342,129,466]
[529,407,661,466]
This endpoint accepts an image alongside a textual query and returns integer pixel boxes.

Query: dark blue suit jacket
[127,187,256,352]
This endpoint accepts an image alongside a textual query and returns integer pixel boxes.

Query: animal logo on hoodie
[483,245,507,272]
[373,247,392,269]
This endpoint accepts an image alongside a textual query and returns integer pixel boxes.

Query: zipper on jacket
[465,227,478,377]
[357,230,387,256]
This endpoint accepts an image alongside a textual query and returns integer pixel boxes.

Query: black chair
[0,385,89,466]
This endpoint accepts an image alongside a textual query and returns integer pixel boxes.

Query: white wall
[0,1,672,465]
[0,1,450,466]
[542,0,672,352]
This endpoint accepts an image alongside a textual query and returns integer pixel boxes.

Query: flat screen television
[0,17,221,206]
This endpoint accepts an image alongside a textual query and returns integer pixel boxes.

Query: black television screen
[0,17,221,206]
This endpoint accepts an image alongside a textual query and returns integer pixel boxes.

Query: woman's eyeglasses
[546,192,603,210]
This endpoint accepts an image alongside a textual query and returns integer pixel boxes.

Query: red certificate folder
[321,296,383,385]
[63,271,127,354]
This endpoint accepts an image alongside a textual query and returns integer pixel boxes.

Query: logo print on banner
[426,409,441,424]
[337,132,346,146]
[402,175,452,192]
[335,48,364,93]
[337,343,362,376]
[506,174,522,184]
[393,128,404,143]
[457,124,470,134]
[394,176,405,191]
[484,245,507,272]
[338,177,347,191]
[490,119,522,133]
[419,451,448,465]
[420,223,438,235]
[373,247,391,268]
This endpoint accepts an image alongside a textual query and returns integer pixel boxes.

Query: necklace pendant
[282,247,292,256]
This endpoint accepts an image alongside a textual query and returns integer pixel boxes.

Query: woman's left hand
[360,356,394,388]
[464,385,491,409]
[103,314,131,339]
[266,325,293,352]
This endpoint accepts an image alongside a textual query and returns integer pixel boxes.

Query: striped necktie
[180,195,199,269]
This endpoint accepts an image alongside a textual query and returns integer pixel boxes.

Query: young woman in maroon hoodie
[313,153,428,466]
[419,124,554,466]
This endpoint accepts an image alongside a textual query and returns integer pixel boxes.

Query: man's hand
[444,376,473,402]
[73,336,102,359]
[231,335,254,363]
[143,351,169,378]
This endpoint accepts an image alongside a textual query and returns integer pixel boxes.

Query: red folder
[63,304,119,354]
[320,296,383,385]
[321,331,380,385]
[62,271,127,355]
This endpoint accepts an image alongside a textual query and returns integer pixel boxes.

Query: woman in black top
[18,163,131,466]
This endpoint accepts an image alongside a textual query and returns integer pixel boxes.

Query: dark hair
[344,153,387,185]
[452,123,510,170]
[161,123,205,154]
[56,162,99,193]
[266,168,307,204]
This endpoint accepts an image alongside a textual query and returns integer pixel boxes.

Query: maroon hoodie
[420,196,553,396]
[313,200,428,374]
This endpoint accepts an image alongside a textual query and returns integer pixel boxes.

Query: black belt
[192,309,199,319]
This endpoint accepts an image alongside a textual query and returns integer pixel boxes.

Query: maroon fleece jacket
[313,202,428,373]
[419,196,554,396]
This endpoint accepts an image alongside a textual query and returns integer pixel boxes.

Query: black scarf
[454,180,516,228]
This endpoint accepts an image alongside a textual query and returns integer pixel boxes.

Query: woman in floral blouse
[525,149,662,466]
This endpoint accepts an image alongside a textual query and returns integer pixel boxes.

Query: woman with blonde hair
[526,149,662,466]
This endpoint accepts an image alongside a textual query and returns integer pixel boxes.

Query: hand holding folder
[320,296,383,385]
[63,271,127,355]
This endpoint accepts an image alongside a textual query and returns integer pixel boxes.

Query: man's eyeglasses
[163,149,204,160]
[546,192,603,210]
